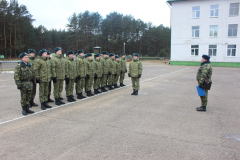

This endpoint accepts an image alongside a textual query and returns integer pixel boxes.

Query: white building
[167,0,240,62]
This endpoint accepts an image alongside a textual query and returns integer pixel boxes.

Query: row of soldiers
[14,47,143,115]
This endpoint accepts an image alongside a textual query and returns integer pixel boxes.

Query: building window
[227,45,236,56]
[229,3,239,16]
[228,24,238,37]
[210,5,219,17]
[209,45,217,56]
[192,6,200,18]
[192,26,200,37]
[209,25,218,37]
[191,45,199,56]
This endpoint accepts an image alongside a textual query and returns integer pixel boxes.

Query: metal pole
[124,42,125,53]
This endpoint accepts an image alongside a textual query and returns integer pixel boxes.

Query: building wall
[171,0,240,62]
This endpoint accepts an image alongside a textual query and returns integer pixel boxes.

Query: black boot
[77,93,83,99]
[59,98,65,104]
[108,85,113,90]
[41,102,46,110]
[70,95,76,101]
[30,99,38,107]
[89,90,94,96]
[80,92,86,98]
[196,106,206,111]
[44,101,52,108]
[48,95,54,102]
[26,106,34,114]
[67,96,73,102]
[60,97,63,100]
[131,89,136,95]
[120,83,123,87]
[87,91,92,97]
[101,87,107,92]
[135,90,138,96]
[55,98,61,106]
[114,84,119,88]
[94,89,98,94]
[22,106,28,116]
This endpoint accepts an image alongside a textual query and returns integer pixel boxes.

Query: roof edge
[167,0,187,6]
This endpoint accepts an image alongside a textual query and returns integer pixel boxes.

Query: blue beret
[28,49,36,54]
[115,55,120,59]
[121,53,126,56]
[94,54,100,58]
[67,50,74,56]
[19,52,28,59]
[54,47,62,53]
[202,54,210,60]
[133,53,139,57]
[77,49,84,54]
[39,49,48,56]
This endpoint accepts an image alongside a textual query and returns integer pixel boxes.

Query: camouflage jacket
[109,58,116,74]
[128,59,143,77]
[116,60,122,75]
[34,56,51,82]
[65,57,77,79]
[76,55,87,77]
[14,61,34,91]
[86,59,95,77]
[50,54,66,80]
[196,61,212,84]
[106,57,111,73]
[120,57,127,72]
[94,59,103,77]
[100,57,109,74]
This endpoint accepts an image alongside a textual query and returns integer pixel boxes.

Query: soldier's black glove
[108,72,111,76]
[66,78,70,84]
[114,74,117,77]
[121,70,123,74]
[75,78,78,83]
[138,74,141,78]
[128,74,131,77]
[86,74,90,79]
[102,73,104,77]
[17,86,23,90]
[36,79,41,83]
[53,77,57,83]
[199,84,204,89]
[94,73,97,79]
[77,75,81,80]
[126,69,127,73]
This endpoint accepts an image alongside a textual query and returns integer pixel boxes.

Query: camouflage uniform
[129,58,143,90]
[47,57,53,98]
[94,59,103,89]
[85,59,95,91]
[51,54,66,99]
[28,55,37,101]
[65,57,77,96]
[114,59,121,85]
[196,61,212,107]
[120,57,127,84]
[100,56,109,88]
[34,56,51,103]
[108,58,116,86]
[14,61,34,108]
[75,55,87,94]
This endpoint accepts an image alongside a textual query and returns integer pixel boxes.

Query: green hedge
[170,61,240,68]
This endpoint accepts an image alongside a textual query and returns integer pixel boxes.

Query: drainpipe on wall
[166,2,172,63]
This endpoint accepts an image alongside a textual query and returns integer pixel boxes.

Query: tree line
[0,0,170,59]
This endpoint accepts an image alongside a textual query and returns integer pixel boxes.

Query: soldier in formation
[85,53,95,97]
[120,53,127,87]
[47,51,54,103]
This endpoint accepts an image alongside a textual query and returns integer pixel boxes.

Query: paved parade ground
[0,61,240,159]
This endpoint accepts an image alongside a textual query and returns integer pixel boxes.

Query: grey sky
[18,0,171,30]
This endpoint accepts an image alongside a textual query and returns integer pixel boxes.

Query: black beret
[86,53,92,57]
[19,52,28,59]
[202,54,210,60]
[28,49,36,54]
[115,55,120,59]
[121,53,126,56]
[94,54,100,58]
[102,51,108,55]
[54,47,62,53]
[133,53,139,57]
[77,49,84,54]
[84,54,87,58]
[67,50,74,56]
[39,49,48,56]
[109,53,115,57]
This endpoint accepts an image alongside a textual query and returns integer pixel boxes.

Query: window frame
[191,45,199,56]
[208,45,217,56]
[192,26,200,38]
[229,3,239,16]
[228,24,238,37]
[209,25,218,37]
[227,45,237,57]
[210,4,219,17]
[192,6,200,18]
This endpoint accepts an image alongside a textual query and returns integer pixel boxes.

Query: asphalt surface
[0,61,240,160]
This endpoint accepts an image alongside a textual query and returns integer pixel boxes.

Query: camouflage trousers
[200,90,208,107]
[30,84,36,100]
[53,79,64,98]
[120,72,125,83]
[39,82,49,103]
[114,74,120,84]
[94,77,100,89]
[65,79,75,96]
[100,74,108,87]
[76,78,85,94]
[49,80,52,96]
[86,77,94,91]
[131,77,140,90]
[108,74,114,85]
[20,90,32,107]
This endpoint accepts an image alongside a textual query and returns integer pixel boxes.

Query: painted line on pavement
[0,67,189,125]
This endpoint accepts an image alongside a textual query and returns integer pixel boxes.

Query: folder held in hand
[196,86,206,96]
